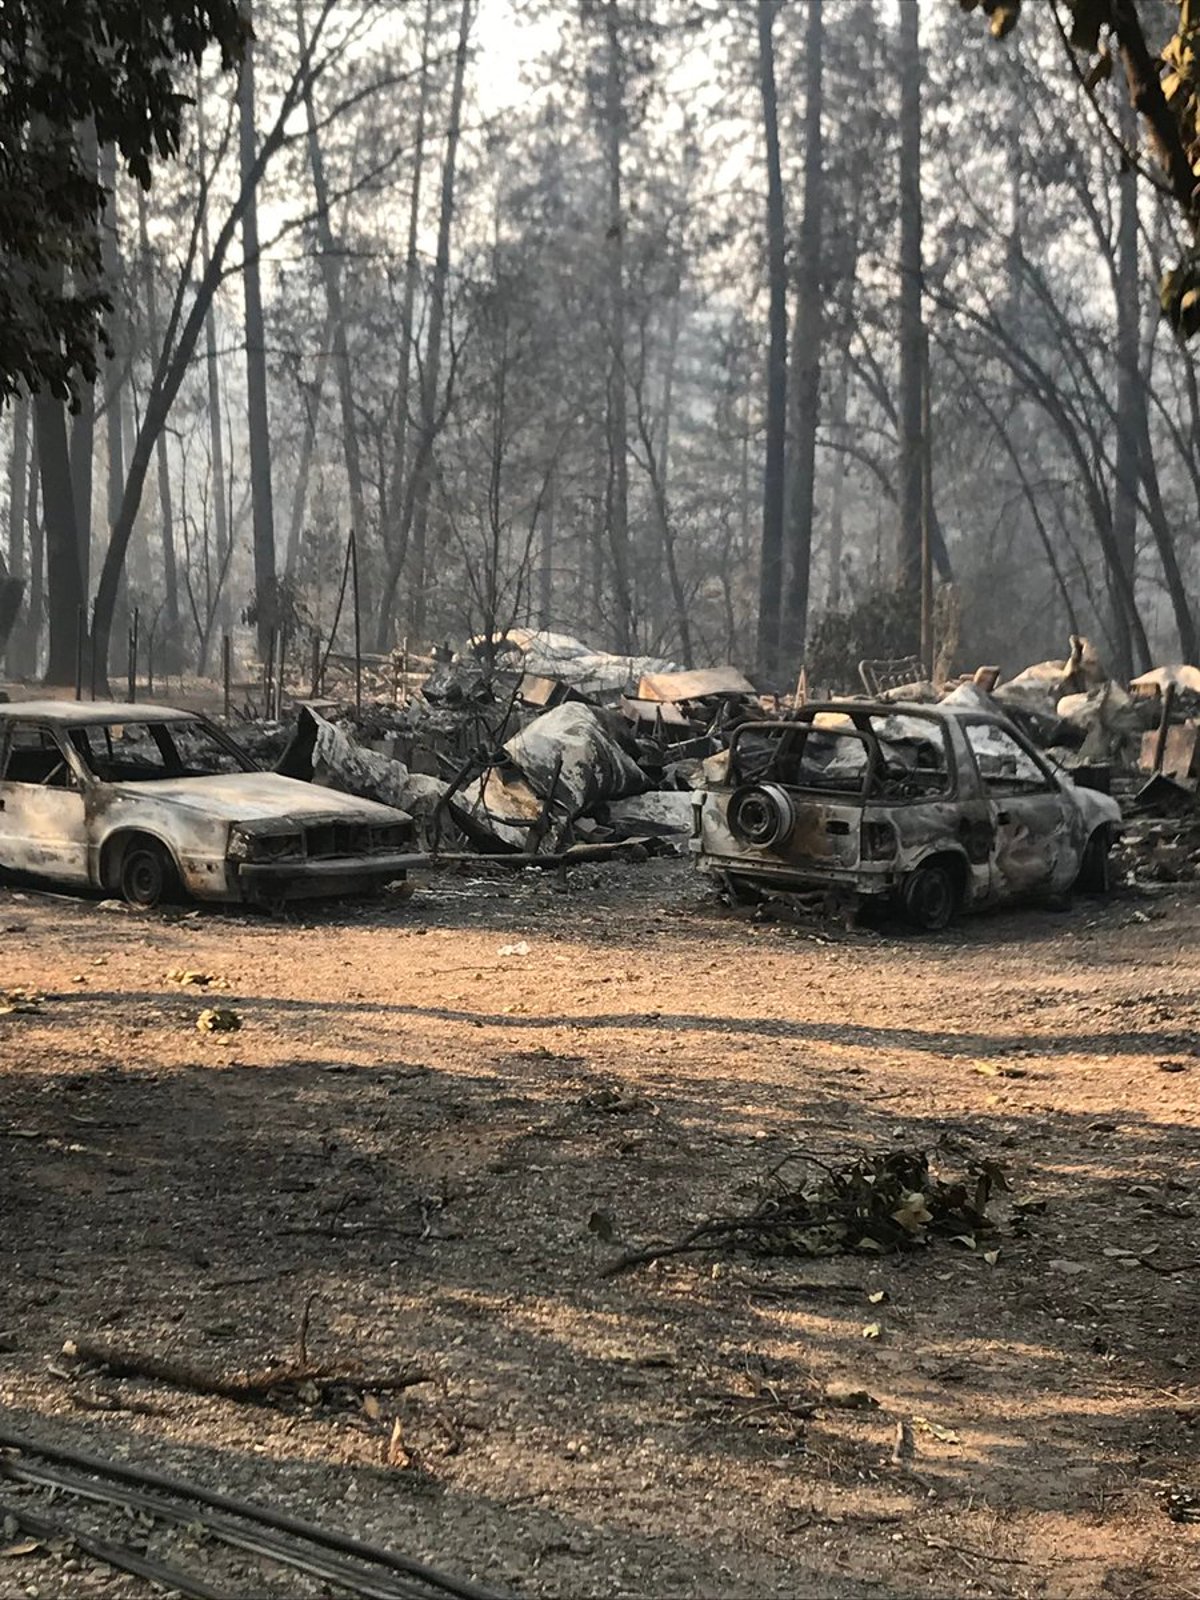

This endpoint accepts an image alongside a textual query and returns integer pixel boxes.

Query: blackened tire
[119,837,178,909]
[900,861,957,932]
[1075,827,1112,896]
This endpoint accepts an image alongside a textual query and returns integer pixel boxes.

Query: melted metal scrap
[468,627,681,703]
[453,702,649,852]
[277,706,445,837]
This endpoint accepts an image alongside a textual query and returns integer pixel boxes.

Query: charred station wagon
[0,702,415,908]
[692,702,1122,929]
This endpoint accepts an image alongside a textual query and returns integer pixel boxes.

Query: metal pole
[350,527,362,718]
[222,633,231,721]
[88,599,98,702]
[128,607,139,703]
[74,607,85,701]
[919,328,934,683]
[263,628,276,720]
[311,631,321,698]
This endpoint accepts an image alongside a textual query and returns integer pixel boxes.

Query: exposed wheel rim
[123,850,164,907]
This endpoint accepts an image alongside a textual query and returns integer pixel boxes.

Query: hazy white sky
[472,0,558,114]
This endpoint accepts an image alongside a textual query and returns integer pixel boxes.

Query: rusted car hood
[106,773,408,825]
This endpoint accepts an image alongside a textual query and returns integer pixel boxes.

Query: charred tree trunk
[99,142,131,644]
[1110,96,1141,679]
[70,118,99,598]
[299,3,369,597]
[826,340,850,613]
[27,424,42,674]
[1134,274,1195,660]
[405,0,471,643]
[69,387,95,598]
[36,393,86,685]
[197,86,231,639]
[5,396,30,676]
[138,185,182,670]
[538,460,555,631]
[374,0,434,646]
[782,0,824,673]
[755,0,786,683]
[896,0,924,607]
[601,0,635,654]
[284,312,332,580]
[239,8,278,658]
[647,281,681,645]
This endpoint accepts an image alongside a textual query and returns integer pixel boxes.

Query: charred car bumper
[691,844,895,897]
[236,851,422,901]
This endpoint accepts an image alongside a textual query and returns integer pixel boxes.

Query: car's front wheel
[119,837,178,909]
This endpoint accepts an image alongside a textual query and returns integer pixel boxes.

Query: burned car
[0,702,415,908]
[692,702,1121,929]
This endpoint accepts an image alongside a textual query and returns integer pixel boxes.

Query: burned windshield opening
[69,720,256,782]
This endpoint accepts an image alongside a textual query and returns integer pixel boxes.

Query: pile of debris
[602,1148,1007,1277]
[258,619,1200,891]
[270,628,760,858]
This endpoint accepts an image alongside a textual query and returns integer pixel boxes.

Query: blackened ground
[1,860,1198,1598]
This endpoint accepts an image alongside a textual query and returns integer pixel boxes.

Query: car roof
[0,701,198,725]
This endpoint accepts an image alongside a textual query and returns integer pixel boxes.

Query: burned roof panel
[0,701,197,725]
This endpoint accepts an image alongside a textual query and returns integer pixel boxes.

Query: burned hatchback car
[692,702,1121,928]
[0,702,416,908]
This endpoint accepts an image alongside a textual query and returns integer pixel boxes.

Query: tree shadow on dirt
[2,1021,1197,1598]
[41,985,1200,1063]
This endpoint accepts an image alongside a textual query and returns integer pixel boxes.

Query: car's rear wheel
[119,837,178,909]
[900,861,958,932]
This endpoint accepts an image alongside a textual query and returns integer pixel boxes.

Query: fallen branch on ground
[60,1338,430,1406]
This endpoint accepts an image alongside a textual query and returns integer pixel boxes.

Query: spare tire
[727,784,795,850]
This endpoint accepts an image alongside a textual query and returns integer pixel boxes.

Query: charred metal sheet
[519,674,586,710]
[619,696,690,730]
[468,628,680,702]
[637,667,755,703]
[451,703,648,854]
[605,791,695,837]
[1139,722,1200,782]
[277,706,444,830]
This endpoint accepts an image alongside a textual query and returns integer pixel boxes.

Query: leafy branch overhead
[0,0,249,402]
[961,0,1200,338]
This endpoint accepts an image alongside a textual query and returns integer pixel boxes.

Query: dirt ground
[2,858,1199,1599]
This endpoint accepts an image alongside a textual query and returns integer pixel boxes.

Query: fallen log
[61,1338,429,1405]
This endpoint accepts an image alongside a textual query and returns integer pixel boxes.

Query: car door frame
[0,719,94,885]
[959,717,1076,901]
